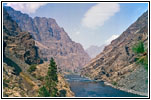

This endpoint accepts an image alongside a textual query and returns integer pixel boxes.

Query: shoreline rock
[104,81,148,97]
[57,74,75,97]
[81,74,148,97]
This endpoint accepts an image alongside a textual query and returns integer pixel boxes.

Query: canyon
[3,5,148,97]
[81,11,148,96]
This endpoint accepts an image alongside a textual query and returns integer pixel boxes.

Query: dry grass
[20,72,35,87]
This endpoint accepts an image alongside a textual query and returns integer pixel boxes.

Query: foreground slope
[81,11,148,95]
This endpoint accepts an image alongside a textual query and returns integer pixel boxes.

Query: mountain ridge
[81,11,148,95]
[5,6,90,73]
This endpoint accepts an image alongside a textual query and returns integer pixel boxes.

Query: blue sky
[4,3,148,49]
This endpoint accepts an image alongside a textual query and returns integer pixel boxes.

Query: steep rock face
[5,6,90,72]
[4,7,41,41]
[81,11,148,94]
[3,9,43,97]
[3,8,75,97]
[3,8,43,65]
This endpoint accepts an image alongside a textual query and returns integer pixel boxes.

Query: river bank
[104,81,148,97]
[80,75,147,97]
[57,74,75,97]
[65,74,143,97]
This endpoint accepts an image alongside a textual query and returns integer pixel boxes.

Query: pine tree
[38,57,58,97]
[48,58,58,81]
[45,57,58,96]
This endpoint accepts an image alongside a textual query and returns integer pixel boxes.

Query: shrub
[132,41,148,70]
[28,64,37,73]
[38,86,50,97]
[112,82,117,86]
[37,75,44,81]
[132,41,145,54]
[3,79,9,88]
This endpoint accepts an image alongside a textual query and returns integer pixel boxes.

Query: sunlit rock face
[5,6,90,73]
[3,8,43,65]
[81,11,148,94]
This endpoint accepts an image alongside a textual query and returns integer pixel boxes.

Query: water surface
[65,75,144,97]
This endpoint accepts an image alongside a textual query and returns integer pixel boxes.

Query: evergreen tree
[38,86,50,97]
[45,57,58,96]
[48,58,58,81]
[38,57,58,97]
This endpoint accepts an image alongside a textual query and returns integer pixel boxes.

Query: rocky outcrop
[81,11,148,95]
[5,6,90,73]
[3,8,43,65]
[57,74,75,97]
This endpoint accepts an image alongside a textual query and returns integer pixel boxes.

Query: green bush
[132,41,148,70]
[132,41,145,54]
[3,79,10,88]
[37,75,44,81]
[38,86,50,97]
[28,64,37,73]
[112,82,117,86]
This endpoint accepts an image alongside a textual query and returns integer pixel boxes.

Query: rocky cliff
[3,8,43,97]
[81,11,148,95]
[3,8,43,65]
[5,6,90,73]
[3,8,75,97]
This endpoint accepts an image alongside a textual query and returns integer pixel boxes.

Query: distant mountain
[86,45,105,59]
[81,11,148,95]
[5,6,90,73]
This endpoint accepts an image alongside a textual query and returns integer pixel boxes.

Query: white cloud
[82,3,120,28]
[6,3,47,14]
[105,34,119,44]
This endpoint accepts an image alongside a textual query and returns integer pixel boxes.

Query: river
[65,74,144,97]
